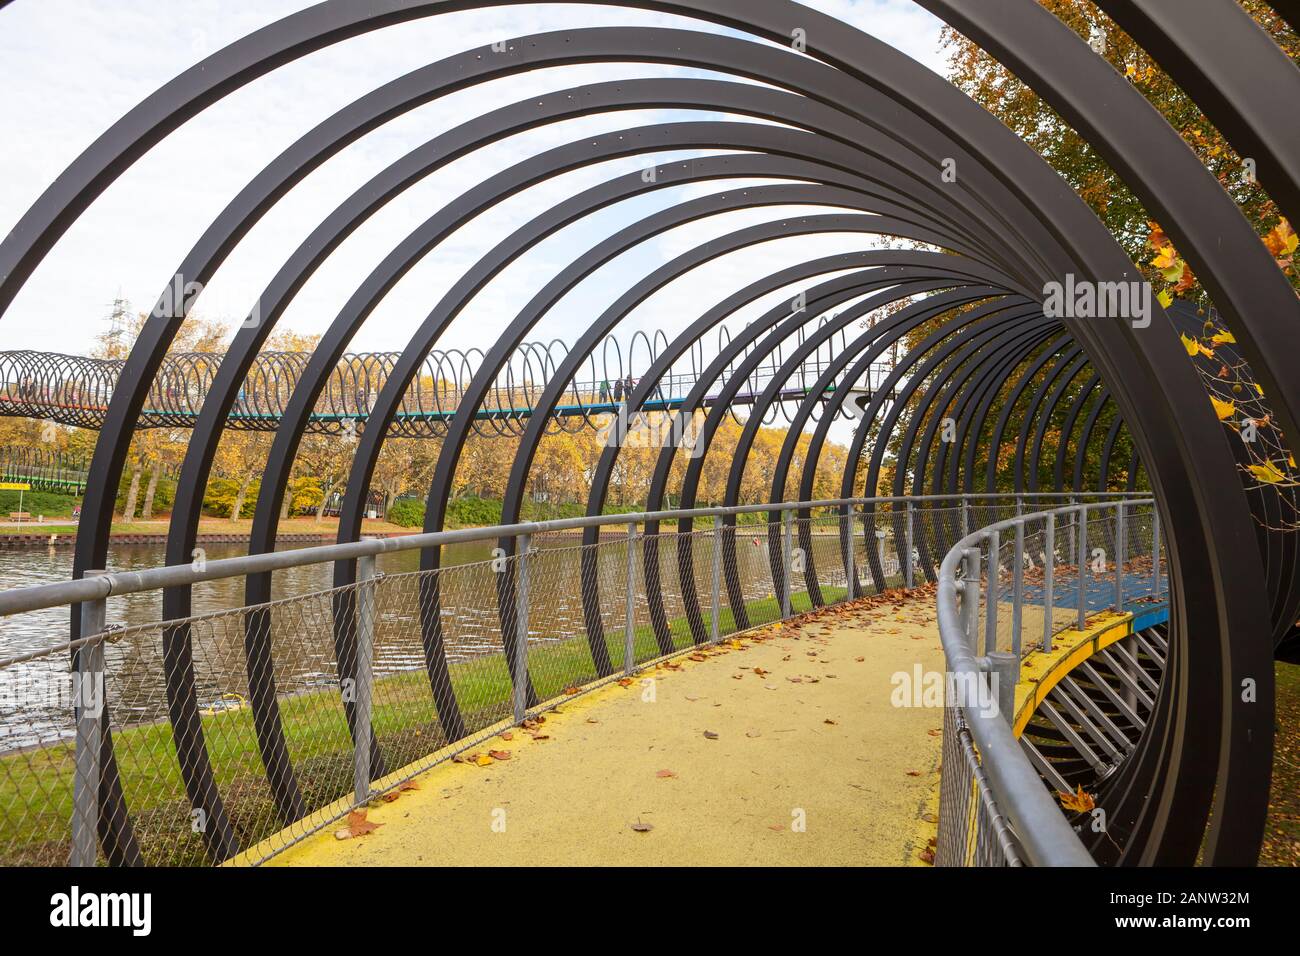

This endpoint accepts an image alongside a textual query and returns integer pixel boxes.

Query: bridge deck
[255,595,946,867]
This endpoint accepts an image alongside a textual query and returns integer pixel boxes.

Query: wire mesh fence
[935,496,1166,867]
[0,494,1146,867]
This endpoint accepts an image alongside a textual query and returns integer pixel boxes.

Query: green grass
[0,586,841,865]
[1261,660,1300,866]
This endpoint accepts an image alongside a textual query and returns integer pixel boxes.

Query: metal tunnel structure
[1,1,1298,866]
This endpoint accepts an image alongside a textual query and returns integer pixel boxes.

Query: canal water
[0,530,860,747]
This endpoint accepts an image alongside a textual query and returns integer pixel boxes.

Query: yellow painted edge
[1011,611,1134,737]
[908,763,942,866]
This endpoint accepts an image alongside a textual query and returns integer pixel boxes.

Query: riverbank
[0,516,419,548]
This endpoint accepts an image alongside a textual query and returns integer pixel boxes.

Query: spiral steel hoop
[0,328,862,438]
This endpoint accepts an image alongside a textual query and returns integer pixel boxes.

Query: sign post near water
[0,481,31,516]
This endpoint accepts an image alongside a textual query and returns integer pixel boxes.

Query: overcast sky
[0,0,948,375]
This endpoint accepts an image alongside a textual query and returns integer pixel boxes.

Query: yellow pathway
[267,593,946,867]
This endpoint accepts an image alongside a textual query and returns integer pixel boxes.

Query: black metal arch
[1,1,1293,867]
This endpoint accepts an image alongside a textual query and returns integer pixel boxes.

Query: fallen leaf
[630,821,654,833]
[488,750,511,761]
[1058,785,1096,813]
[564,686,580,696]
[345,809,382,838]
[703,730,719,740]
[656,769,677,779]
[823,718,838,725]
[474,753,493,767]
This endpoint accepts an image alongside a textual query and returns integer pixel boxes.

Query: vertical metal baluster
[353,550,376,805]
[1067,493,1076,567]
[1151,506,1161,599]
[1114,501,1126,612]
[984,529,1000,655]
[514,533,531,724]
[962,547,981,649]
[1011,519,1024,658]
[1077,504,1088,630]
[1043,513,1055,651]
[988,651,1018,726]
[71,572,106,868]
[961,495,969,540]
[709,515,723,642]
[904,501,914,589]
[847,509,858,599]
[781,508,793,618]
[625,522,637,673]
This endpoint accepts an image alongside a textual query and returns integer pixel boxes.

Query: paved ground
[267,591,947,867]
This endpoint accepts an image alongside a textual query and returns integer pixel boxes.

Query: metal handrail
[935,498,1157,866]
[0,491,1142,618]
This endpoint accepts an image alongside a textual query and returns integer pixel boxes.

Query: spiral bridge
[0,322,883,437]
[0,1,1297,868]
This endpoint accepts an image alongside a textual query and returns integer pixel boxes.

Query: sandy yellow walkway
[267,592,946,867]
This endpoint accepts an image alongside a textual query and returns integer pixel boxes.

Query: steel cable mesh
[0,581,370,865]
[935,704,1019,866]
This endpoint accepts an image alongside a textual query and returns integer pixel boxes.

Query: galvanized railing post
[1043,513,1055,651]
[1151,506,1161,599]
[353,549,377,805]
[71,572,106,867]
[904,501,915,589]
[514,533,531,723]
[984,528,1000,655]
[961,547,981,648]
[987,651,1018,725]
[1114,501,1126,612]
[1067,494,1077,567]
[847,508,858,598]
[1011,519,1024,657]
[709,516,723,642]
[781,507,793,618]
[625,522,637,672]
[1076,503,1088,630]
